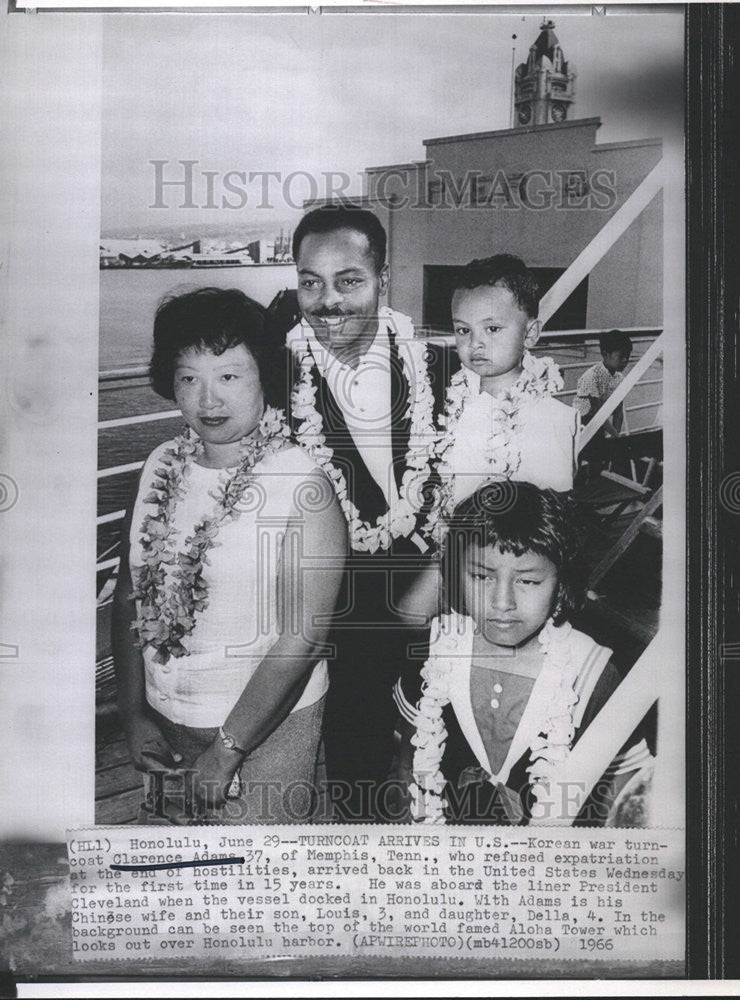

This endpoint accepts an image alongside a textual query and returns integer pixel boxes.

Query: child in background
[423,254,579,543]
[399,482,653,825]
[572,329,632,436]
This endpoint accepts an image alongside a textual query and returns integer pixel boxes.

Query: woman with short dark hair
[112,287,346,823]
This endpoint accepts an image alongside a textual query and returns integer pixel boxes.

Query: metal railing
[96,332,663,529]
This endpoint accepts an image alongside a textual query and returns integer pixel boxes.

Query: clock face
[551,102,567,123]
[518,104,532,125]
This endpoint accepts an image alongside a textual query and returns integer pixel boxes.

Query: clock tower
[514,19,576,127]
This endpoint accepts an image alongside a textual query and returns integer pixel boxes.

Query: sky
[101,9,685,236]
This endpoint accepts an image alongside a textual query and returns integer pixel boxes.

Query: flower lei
[290,307,436,553]
[409,615,580,824]
[131,405,291,664]
[422,351,563,544]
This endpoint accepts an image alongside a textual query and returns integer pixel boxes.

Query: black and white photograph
[93,8,683,831]
[0,1,709,989]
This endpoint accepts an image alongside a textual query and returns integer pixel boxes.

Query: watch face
[518,104,532,125]
[551,102,566,122]
[219,727,237,750]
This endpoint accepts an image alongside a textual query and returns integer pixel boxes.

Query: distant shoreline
[100,261,295,271]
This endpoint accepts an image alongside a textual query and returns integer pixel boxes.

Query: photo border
[685,0,738,982]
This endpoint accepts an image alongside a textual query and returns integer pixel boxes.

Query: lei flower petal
[131,406,290,664]
[290,309,436,553]
[410,614,580,824]
[422,350,563,544]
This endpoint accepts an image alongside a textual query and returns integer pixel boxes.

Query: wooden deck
[95,731,147,825]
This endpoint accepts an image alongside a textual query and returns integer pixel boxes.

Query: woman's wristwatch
[218,726,247,755]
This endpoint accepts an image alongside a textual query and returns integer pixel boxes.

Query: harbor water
[99,265,296,370]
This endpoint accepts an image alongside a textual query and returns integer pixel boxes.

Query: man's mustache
[310,308,377,319]
[311,308,350,318]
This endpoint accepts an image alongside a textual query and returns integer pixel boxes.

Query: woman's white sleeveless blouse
[129,442,329,727]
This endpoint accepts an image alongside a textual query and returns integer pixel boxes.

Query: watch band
[218,726,247,755]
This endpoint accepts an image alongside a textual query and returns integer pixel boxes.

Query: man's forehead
[298,227,374,263]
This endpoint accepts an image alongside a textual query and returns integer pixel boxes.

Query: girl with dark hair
[112,288,346,824]
[395,481,653,826]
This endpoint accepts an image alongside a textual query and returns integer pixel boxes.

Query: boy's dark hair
[441,481,585,626]
[149,287,286,408]
[292,204,387,273]
[452,254,539,319]
[599,329,632,356]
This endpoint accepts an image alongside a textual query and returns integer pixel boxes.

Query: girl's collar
[410,613,581,824]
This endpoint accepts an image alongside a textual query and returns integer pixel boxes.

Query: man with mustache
[286,204,445,821]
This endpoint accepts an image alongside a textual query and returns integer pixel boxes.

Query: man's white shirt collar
[290,316,389,378]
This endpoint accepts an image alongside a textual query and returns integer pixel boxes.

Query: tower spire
[513,19,576,127]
